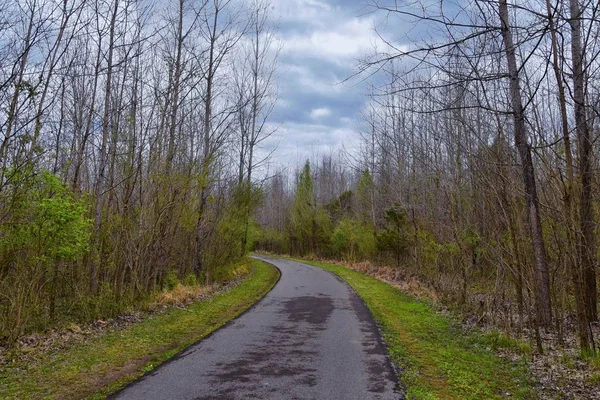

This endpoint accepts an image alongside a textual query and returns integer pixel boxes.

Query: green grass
[0,259,279,400]
[299,259,535,400]
[484,329,532,358]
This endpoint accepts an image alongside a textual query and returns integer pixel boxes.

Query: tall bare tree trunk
[194,3,219,281]
[240,6,261,257]
[72,29,103,191]
[30,0,74,161]
[499,0,552,325]
[165,0,185,173]
[91,0,119,293]
[0,3,36,165]
[569,0,597,328]
[545,0,592,351]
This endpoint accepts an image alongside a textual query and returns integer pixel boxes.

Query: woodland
[1,0,600,366]
[255,0,600,356]
[0,0,277,343]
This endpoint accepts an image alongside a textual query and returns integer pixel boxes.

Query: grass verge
[0,259,279,400]
[299,259,535,400]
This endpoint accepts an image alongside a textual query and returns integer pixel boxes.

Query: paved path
[111,256,400,400]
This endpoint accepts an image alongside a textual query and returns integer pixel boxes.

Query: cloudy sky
[261,0,398,170]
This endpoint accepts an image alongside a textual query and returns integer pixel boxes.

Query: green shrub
[165,270,180,291]
[376,204,411,267]
[0,169,92,340]
[331,218,376,261]
[182,273,197,287]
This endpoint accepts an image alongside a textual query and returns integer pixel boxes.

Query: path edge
[105,259,282,399]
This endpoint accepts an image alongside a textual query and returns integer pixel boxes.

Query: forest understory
[0,262,249,367]
[0,259,279,399]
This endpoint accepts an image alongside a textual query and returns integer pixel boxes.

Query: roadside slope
[0,259,279,400]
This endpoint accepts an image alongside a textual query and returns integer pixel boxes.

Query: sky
[261,0,395,171]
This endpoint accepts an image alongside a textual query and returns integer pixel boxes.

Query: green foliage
[182,273,198,287]
[331,218,376,261]
[254,227,288,254]
[288,161,330,255]
[211,183,263,269]
[330,225,349,254]
[416,229,442,271]
[324,190,353,222]
[1,170,91,262]
[289,161,315,249]
[356,169,375,221]
[209,259,250,283]
[485,329,532,357]
[83,282,122,321]
[588,372,600,386]
[165,270,180,291]
[463,229,480,248]
[376,204,411,267]
[0,169,92,340]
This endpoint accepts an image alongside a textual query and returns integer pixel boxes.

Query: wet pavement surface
[110,256,400,400]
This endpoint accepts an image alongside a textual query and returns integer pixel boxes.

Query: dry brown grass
[230,263,250,277]
[154,263,251,308]
[309,257,439,301]
[154,284,216,307]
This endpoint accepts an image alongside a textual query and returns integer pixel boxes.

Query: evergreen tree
[290,161,315,254]
[289,161,330,255]
[357,169,375,225]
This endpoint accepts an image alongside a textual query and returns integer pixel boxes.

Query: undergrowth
[0,259,279,399]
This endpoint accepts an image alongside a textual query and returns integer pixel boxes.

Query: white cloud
[310,107,331,119]
[255,121,361,170]
[272,0,398,66]
[282,64,344,96]
[257,0,402,169]
[340,117,353,126]
[281,17,383,65]
[272,0,333,27]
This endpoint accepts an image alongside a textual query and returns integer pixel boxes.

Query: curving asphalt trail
[110,256,400,400]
